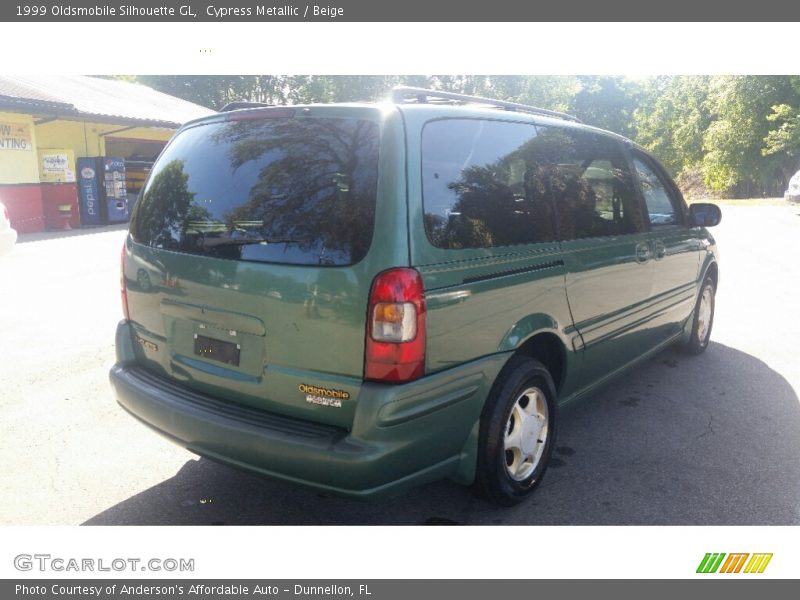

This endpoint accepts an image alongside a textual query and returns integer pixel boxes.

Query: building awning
[0,75,214,128]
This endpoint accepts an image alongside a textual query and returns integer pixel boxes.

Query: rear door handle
[635,242,650,263]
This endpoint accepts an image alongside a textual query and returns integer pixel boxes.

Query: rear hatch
[123,106,404,429]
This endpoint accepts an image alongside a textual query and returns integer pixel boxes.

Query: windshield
[131,115,380,266]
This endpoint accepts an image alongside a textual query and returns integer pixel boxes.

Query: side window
[532,127,644,240]
[633,156,680,226]
[422,119,558,249]
[421,121,645,249]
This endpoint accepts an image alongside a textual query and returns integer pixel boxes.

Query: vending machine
[103,157,129,223]
[77,157,130,226]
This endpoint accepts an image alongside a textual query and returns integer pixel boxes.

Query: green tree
[702,76,798,192]
[131,75,255,109]
[761,76,800,182]
[635,76,711,174]
[115,74,800,196]
[571,76,641,138]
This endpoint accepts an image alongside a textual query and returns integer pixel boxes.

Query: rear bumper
[110,321,508,498]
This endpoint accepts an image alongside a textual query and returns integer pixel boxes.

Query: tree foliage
[634,75,800,194]
[635,76,711,174]
[702,76,799,190]
[120,74,800,197]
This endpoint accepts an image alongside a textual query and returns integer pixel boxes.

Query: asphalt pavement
[1,206,798,525]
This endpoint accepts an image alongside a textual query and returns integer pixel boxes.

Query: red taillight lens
[120,242,130,321]
[365,268,426,383]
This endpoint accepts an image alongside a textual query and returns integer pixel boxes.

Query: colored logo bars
[696,553,773,574]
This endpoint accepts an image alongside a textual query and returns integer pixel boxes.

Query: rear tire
[475,356,557,506]
[684,275,715,355]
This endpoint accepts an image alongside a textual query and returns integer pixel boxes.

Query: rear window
[131,116,380,266]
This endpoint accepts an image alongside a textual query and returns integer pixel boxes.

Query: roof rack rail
[219,101,273,112]
[389,86,581,123]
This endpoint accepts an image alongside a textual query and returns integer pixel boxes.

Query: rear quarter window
[422,118,558,249]
[421,119,643,249]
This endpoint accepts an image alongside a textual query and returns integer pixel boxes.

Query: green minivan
[110,87,721,505]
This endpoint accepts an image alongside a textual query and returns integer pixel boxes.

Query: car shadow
[83,342,800,525]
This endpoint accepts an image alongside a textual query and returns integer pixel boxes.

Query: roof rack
[389,86,581,123]
[219,101,273,112]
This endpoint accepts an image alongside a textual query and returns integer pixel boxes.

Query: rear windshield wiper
[200,236,305,248]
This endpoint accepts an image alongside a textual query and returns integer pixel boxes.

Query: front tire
[475,357,557,506]
[684,275,715,355]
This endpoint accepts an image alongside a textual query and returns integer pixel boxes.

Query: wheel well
[705,261,719,289]
[513,333,566,393]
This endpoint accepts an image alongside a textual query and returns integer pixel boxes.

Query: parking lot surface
[1,205,798,525]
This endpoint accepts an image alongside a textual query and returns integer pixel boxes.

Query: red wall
[41,183,80,229]
[0,184,45,233]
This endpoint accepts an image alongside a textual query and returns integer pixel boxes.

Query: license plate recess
[194,334,241,367]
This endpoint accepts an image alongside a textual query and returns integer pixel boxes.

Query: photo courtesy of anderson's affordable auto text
[14,583,375,597]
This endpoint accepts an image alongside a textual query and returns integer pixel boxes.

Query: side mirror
[689,203,722,227]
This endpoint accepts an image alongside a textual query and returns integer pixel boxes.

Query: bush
[675,168,726,201]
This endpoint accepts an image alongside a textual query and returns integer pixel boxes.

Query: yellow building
[0,75,212,232]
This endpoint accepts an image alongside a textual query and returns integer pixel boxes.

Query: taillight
[120,242,130,321]
[365,268,426,383]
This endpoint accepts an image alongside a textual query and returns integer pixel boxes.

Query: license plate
[194,334,240,367]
